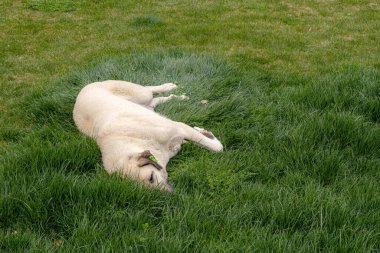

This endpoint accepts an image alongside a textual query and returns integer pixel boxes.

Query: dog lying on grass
[73,81,223,192]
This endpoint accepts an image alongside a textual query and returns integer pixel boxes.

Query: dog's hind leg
[97,80,154,106]
[176,122,223,152]
[147,83,178,94]
[150,94,189,108]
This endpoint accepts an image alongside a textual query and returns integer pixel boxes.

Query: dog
[73,80,223,192]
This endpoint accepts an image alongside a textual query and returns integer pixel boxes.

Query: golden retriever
[73,81,223,192]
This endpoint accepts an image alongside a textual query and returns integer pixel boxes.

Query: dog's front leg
[176,122,223,152]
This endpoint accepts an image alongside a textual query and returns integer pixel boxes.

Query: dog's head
[133,150,173,192]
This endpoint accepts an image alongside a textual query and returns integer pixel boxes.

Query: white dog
[73,80,223,192]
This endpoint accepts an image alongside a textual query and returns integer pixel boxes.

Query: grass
[0,0,379,252]
[24,0,80,12]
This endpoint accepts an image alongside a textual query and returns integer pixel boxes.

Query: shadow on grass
[131,15,166,28]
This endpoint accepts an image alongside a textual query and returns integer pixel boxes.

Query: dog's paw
[162,83,177,90]
[212,139,223,152]
[179,94,189,100]
[169,94,189,100]
[194,126,223,152]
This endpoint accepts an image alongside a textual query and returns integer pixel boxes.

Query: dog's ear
[137,150,163,170]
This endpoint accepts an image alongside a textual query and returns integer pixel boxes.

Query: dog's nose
[161,183,173,193]
[166,184,174,193]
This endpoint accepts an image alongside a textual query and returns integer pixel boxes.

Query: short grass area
[1,0,379,252]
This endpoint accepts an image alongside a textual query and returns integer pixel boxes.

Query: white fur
[73,80,223,192]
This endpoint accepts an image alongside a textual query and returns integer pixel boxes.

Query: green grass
[131,16,165,28]
[24,0,80,12]
[1,0,379,252]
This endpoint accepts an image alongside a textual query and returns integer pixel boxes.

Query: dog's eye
[149,173,154,183]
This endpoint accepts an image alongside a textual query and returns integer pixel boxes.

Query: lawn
[0,0,379,252]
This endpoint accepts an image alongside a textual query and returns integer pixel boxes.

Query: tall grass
[1,51,379,252]
[1,0,379,251]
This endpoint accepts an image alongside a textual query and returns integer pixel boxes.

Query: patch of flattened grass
[24,0,80,12]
